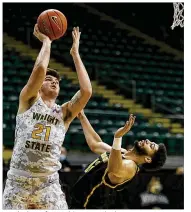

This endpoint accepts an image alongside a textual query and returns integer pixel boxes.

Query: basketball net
[171,2,184,30]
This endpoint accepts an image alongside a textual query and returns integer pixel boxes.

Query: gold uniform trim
[83,153,139,208]
[83,181,103,208]
[102,168,133,189]
[84,158,99,173]
[84,152,109,173]
[83,152,109,208]
[83,167,135,208]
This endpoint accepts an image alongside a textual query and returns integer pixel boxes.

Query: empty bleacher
[3,3,183,156]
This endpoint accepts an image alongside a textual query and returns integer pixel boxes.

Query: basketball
[37,9,67,40]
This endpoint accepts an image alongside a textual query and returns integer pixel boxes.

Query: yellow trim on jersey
[102,168,131,188]
[84,158,100,173]
[83,181,103,208]
[83,152,109,208]
[102,166,139,189]
[84,152,109,173]
[83,167,132,208]
[83,154,139,208]
[100,152,109,162]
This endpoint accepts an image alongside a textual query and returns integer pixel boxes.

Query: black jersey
[70,152,139,209]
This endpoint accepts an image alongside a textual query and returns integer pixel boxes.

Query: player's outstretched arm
[62,27,92,127]
[19,24,51,113]
[107,114,136,184]
[77,110,112,154]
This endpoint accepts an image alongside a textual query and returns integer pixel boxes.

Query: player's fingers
[129,118,135,127]
[72,31,76,40]
[75,27,80,37]
[34,23,38,30]
[79,31,81,40]
[129,114,133,121]
[74,28,78,38]
[33,25,37,35]
[75,30,79,39]
[72,32,74,40]
[34,24,39,33]
[75,26,79,35]
[36,24,39,31]
[77,27,81,37]
[131,115,135,121]
[129,120,133,127]
[124,122,130,130]
[72,27,75,35]
[33,30,37,37]
[125,121,129,126]
[131,114,135,123]
[73,27,78,37]
[34,27,39,38]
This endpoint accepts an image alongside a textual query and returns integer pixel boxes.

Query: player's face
[41,75,60,96]
[134,139,159,157]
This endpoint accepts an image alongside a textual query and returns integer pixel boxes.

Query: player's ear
[144,156,152,163]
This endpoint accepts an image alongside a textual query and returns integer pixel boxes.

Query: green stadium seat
[3,4,183,155]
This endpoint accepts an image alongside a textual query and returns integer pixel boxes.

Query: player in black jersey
[69,111,167,209]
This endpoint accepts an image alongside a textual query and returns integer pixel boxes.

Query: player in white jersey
[3,25,92,209]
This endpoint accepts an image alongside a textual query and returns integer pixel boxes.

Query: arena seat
[3,4,183,155]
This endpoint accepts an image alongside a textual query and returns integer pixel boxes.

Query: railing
[151,95,184,115]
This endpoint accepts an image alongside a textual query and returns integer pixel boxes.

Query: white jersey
[9,97,66,176]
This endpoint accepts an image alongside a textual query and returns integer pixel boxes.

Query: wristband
[112,137,122,150]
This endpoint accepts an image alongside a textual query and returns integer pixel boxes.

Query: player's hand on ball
[70,27,81,55]
[114,114,136,138]
[33,24,51,43]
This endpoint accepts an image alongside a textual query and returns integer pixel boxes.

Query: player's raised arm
[19,24,52,111]
[77,110,112,154]
[107,114,136,184]
[62,27,92,126]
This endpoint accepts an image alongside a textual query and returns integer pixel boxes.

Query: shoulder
[123,159,137,168]
[108,160,137,185]
[18,95,39,115]
[122,160,138,176]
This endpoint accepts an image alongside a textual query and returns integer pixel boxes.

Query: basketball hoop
[171,2,184,30]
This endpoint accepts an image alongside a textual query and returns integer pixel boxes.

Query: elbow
[81,87,92,99]
[87,88,92,98]
[33,64,47,74]
[89,144,96,154]
[89,143,99,154]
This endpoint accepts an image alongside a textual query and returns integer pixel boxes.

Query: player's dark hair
[47,68,61,81]
[142,143,167,171]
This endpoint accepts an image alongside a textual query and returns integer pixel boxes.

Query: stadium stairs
[4,33,183,135]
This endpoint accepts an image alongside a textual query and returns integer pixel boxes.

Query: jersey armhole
[102,168,132,189]
[16,96,41,117]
